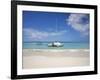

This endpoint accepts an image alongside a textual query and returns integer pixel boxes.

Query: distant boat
[48,41,63,47]
[48,16,63,47]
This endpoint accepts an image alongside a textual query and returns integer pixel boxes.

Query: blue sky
[23,11,89,42]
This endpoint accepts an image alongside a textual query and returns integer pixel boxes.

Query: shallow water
[23,42,89,49]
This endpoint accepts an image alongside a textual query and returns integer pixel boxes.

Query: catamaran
[48,17,63,47]
[48,41,63,47]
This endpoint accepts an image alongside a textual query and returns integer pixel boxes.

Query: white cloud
[66,13,89,35]
[23,28,67,41]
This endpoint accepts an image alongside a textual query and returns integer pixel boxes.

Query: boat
[48,41,63,47]
[48,17,63,47]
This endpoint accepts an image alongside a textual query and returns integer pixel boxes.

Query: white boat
[48,41,63,47]
[48,17,63,47]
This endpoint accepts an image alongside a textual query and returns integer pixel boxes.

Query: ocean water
[23,42,89,49]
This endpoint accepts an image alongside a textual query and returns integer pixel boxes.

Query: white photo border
[17,5,94,75]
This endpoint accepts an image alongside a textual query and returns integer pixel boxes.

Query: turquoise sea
[23,42,89,49]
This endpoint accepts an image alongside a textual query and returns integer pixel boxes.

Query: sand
[22,49,90,69]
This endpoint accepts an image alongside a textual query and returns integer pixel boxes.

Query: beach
[22,49,90,69]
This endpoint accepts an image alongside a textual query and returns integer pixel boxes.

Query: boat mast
[55,16,58,42]
[56,17,57,33]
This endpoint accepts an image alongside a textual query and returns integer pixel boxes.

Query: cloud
[23,28,67,41]
[66,13,89,35]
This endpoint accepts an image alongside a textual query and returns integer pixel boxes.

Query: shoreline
[23,49,89,57]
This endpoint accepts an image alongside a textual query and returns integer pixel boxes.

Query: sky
[23,11,89,42]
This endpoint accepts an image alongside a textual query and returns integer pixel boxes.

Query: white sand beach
[22,49,90,69]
